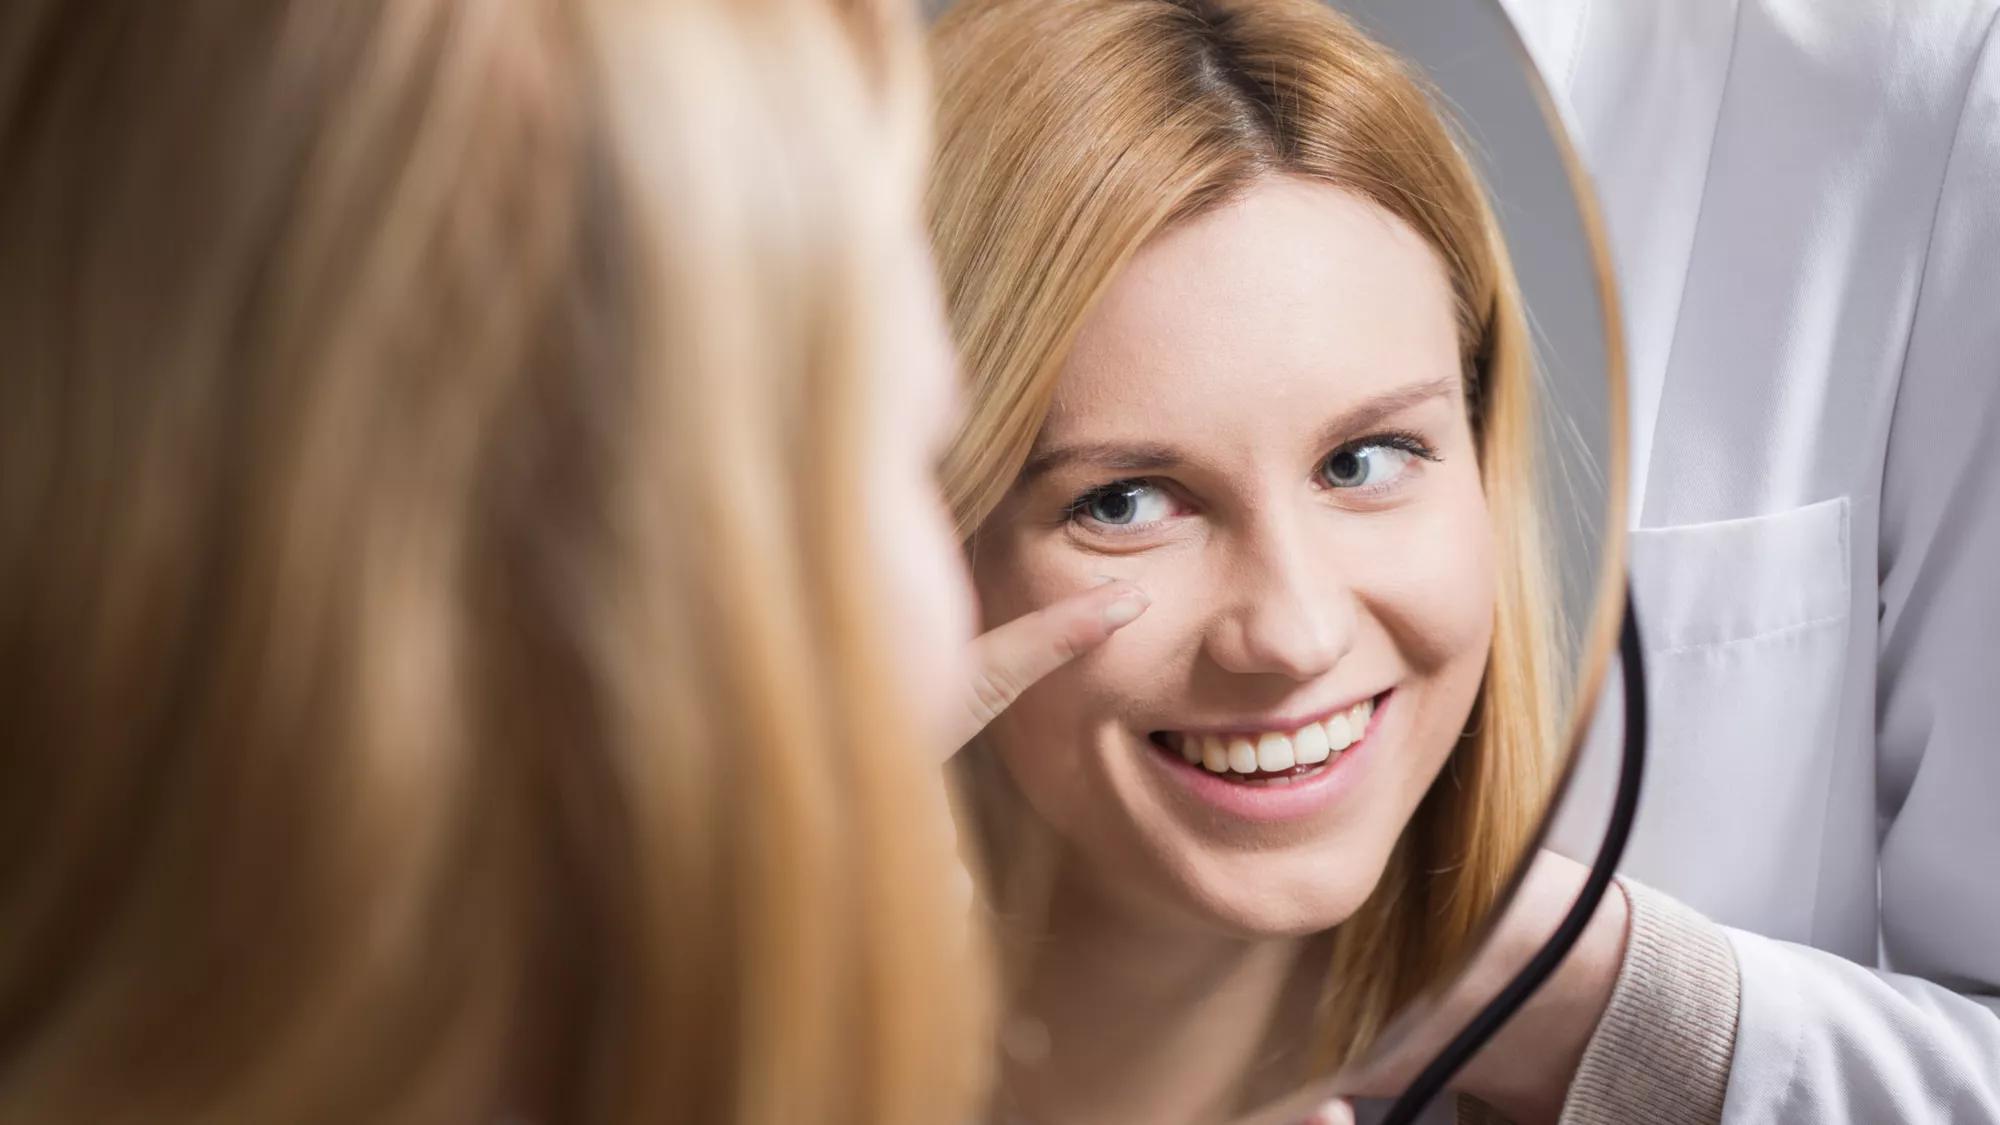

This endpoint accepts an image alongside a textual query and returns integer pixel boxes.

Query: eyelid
[1334,429,1440,459]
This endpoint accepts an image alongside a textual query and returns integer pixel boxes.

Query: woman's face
[973,177,1494,936]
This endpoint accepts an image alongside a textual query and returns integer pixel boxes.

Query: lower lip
[1145,692,1389,824]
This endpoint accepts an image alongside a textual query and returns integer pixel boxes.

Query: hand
[1337,850,1630,1123]
[944,579,1151,754]
[939,580,1150,915]
[1297,1099,1354,1125]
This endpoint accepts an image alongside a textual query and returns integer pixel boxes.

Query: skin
[969,176,1498,1123]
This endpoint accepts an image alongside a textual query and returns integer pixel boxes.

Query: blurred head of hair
[0,2,985,1121]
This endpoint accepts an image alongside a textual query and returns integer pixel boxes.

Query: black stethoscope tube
[1377,586,1649,1125]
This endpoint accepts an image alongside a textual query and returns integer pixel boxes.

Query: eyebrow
[1017,373,1461,482]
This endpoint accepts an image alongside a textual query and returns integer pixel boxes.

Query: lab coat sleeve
[1718,22,2000,1123]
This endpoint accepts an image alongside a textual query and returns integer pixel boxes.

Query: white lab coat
[1497,0,2000,1120]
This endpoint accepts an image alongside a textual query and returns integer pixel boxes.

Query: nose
[1202,513,1356,681]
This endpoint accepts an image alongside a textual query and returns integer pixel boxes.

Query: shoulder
[1570,0,2000,124]
[1768,0,1999,120]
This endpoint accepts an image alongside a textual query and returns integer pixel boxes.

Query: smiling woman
[927,0,1561,1121]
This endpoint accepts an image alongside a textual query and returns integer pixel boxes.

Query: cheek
[969,517,1116,627]
[971,525,1212,713]
[1359,472,1497,674]
[968,526,1193,827]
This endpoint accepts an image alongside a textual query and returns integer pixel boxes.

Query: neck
[995,864,1326,1125]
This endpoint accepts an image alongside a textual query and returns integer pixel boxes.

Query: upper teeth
[1175,698,1375,775]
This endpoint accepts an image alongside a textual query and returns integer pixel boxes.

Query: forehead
[1046,176,1460,440]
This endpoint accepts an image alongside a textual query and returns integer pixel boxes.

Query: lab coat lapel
[1502,0,1743,524]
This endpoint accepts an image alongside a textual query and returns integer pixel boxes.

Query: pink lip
[1145,690,1391,824]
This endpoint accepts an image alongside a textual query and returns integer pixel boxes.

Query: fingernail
[1091,573,1121,586]
[1102,590,1149,628]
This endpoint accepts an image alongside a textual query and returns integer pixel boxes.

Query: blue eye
[1068,480,1174,530]
[1318,435,1437,490]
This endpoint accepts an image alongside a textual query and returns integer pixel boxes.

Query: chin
[1127,835,1397,939]
[993,714,1425,941]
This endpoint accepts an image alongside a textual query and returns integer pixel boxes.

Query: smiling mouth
[1147,693,1383,786]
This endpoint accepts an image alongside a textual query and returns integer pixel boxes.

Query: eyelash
[1318,429,1441,492]
[1059,481,1166,535]
[1059,430,1442,530]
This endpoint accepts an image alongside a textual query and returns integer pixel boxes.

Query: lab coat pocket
[1622,497,1852,938]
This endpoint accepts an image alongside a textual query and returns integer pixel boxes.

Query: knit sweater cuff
[1556,877,1741,1125]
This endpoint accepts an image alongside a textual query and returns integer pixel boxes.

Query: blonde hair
[0,1,983,1122]
[929,0,1557,1071]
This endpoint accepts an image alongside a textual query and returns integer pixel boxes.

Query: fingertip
[1086,575,1143,600]
[1100,587,1150,629]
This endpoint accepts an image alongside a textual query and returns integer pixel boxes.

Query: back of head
[0,2,982,1121]
[928,0,1554,1068]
